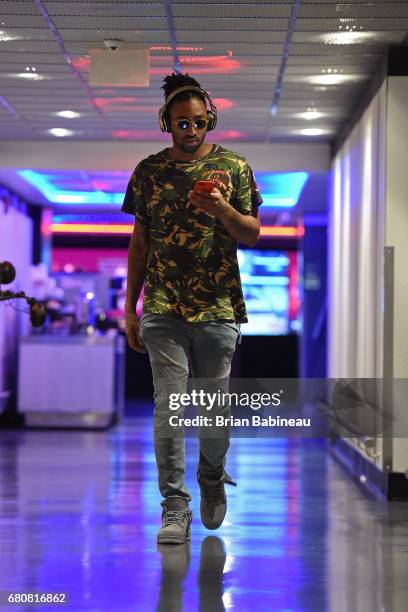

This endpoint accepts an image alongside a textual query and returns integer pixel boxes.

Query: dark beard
[180,139,202,153]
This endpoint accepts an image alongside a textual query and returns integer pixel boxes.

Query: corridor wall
[329,73,408,489]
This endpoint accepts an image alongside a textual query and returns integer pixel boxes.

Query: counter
[18,333,125,429]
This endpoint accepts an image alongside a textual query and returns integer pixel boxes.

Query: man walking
[122,71,262,544]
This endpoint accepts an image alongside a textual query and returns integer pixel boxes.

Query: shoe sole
[197,472,228,530]
[157,529,191,545]
[200,512,226,530]
[200,497,227,530]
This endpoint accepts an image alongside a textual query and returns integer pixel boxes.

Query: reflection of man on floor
[157,536,226,611]
[123,71,262,544]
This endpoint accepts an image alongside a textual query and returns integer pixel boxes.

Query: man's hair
[161,71,206,118]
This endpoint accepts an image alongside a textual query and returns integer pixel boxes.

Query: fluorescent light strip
[50,223,134,234]
[261,196,297,207]
[261,226,304,237]
[50,223,303,237]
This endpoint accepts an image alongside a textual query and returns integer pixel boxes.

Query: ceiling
[0,0,407,145]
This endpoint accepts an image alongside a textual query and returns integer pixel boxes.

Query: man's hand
[187,186,260,247]
[125,311,146,353]
[187,187,229,218]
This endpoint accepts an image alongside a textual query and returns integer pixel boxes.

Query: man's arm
[124,220,149,352]
[188,188,260,247]
[216,200,260,247]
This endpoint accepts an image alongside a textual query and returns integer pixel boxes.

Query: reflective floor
[0,412,408,611]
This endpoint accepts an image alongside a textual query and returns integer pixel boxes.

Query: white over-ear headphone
[158,85,218,133]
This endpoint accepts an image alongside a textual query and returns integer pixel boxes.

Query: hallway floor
[0,413,407,611]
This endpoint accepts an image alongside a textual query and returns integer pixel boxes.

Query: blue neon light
[18,169,309,208]
[17,170,124,206]
[254,172,309,207]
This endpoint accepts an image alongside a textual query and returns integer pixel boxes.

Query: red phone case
[194,180,215,193]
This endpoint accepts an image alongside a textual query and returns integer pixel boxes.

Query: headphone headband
[158,85,218,132]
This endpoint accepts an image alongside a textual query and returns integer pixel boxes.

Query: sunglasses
[174,118,208,131]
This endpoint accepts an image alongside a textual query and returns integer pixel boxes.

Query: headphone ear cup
[159,115,171,132]
[158,108,171,133]
[163,116,170,133]
[207,111,216,131]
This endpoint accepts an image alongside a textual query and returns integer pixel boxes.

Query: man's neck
[167,143,213,162]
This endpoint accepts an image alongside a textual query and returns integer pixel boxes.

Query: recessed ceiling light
[49,128,74,137]
[0,29,23,42]
[299,110,323,120]
[309,74,360,86]
[300,128,326,136]
[320,31,374,45]
[16,72,45,80]
[56,110,81,119]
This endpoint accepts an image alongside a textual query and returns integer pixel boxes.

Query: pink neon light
[213,98,234,110]
[94,97,139,108]
[97,104,157,113]
[107,105,156,113]
[91,181,112,191]
[40,208,52,238]
[149,57,241,76]
[72,56,90,71]
[111,129,242,140]
[150,46,204,52]
[95,96,233,113]
[112,130,169,140]
[288,252,300,321]
[52,247,127,273]
[212,130,243,139]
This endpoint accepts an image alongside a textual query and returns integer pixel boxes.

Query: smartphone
[194,180,216,193]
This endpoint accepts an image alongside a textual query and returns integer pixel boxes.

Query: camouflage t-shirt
[121,144,263,323]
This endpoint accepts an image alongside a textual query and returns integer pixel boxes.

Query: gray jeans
[139,313,239,502]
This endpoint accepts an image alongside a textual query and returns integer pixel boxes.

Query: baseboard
[329,435,408,501]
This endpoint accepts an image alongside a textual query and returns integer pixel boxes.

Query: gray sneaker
[197,470,237,530]
[157,498,193,545]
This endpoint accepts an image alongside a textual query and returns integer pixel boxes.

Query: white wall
[329,75,408,475]
[385,77,408,378]
[385,76,408,472]
[329,82,386,380]
[328,82,387,471]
